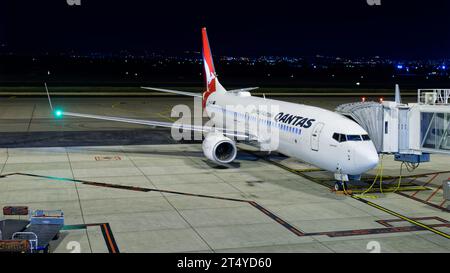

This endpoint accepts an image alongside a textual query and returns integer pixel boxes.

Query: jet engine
[202,133,237,164]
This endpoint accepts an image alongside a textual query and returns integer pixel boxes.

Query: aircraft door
[310,122,325,151]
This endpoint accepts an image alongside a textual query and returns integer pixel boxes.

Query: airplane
[45,27,379,190]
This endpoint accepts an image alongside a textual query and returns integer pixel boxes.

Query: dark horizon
[1,0,450,59]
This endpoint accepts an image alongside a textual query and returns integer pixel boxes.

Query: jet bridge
[336,86,450,163]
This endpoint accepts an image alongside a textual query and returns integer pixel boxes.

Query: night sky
[1,0,450,58]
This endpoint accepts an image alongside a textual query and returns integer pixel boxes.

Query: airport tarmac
[0,96,449,253]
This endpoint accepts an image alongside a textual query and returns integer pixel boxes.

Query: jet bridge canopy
[336,88,450,157]
[336,102,383,152]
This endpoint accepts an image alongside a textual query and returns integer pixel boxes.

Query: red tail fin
[202,27,216,93]
[202,28,226,108]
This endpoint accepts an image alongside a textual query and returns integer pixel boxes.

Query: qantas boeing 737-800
[46,28,379,188]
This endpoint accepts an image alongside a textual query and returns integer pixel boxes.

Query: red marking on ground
[94,156,122,161]
[411,173,438,197]
[426,185,443,202]
[376,216,448,228]
[397,192,450,212]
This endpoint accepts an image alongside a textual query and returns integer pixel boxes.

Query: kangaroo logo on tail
[202,27,227,108]
[202,28,216,92]
[204,59,216,90]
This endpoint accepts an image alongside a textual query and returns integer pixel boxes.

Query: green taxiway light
[54,109,63,118]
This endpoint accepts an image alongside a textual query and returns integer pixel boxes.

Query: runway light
[397,65,403,69]
[379,97,384,103]
[361,97,366,102]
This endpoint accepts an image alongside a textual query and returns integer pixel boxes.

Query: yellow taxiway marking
[352,195,450,240]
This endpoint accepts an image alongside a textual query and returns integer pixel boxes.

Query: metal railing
[12,232,38,253]
[418,89,450,105]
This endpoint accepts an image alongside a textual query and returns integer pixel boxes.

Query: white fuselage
[205,92,379,175]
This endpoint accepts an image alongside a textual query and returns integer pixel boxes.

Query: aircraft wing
[57,111,254,140]
[45,84,256,141]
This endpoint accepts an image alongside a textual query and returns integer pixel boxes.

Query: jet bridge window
[421,112,450,151]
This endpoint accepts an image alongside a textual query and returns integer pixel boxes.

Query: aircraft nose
[353,144,379,173]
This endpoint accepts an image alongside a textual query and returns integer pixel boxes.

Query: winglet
[44,84,63,118]
[45,83,53,111]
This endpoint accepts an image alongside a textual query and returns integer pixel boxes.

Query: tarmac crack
[26,103,36,133]
[0,148,9,176]
[65,148,94,253]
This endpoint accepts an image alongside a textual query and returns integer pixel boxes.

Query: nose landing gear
[334,181,348,192]
[334,173,361,193]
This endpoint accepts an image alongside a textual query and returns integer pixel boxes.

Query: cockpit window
[334,133,371,143]
[332,133,347,143]
[332,133,339,142]
[347,135,362,141]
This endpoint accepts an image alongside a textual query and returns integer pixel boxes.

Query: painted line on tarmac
[2,172,449,240]
[376,216,449,227]
[248,201,305,236]
[0,172,250,202]
[63,223,120,253]
[411,173,439,197]
[396,191,450,213]
[244,151,450,240]
[98,223,119,254]
[351,195,450,240]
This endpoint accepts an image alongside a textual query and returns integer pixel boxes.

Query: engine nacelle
[202,133,237,164]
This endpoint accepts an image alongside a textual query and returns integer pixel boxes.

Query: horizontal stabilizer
[141,87,202,98]
[228,87,259,93]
